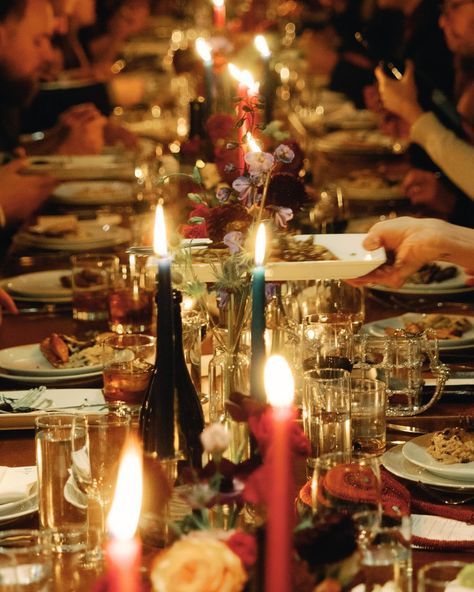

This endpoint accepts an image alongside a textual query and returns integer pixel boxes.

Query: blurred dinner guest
[352,217,474,288]
[0,0,107,155]
[375,0,474,222]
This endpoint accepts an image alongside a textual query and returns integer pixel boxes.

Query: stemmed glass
[71,405,131,566]
[311,452,382,547]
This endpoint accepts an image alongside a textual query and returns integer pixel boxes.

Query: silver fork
[416,481,474,505]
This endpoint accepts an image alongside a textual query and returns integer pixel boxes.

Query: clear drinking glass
[302,313,353,372]
[102,334,155,404]
[35,415,88,553]
[71,254,119,321]
[303,368,351,472]
[418,561,468,592]
[182,310,204,397]
[350,378,387,457]
[0,530,53,592]
[311,452,382,546]
[108,255,154,334]
[71,405,131,565]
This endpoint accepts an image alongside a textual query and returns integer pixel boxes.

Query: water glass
[302,313,353,372]
[102,334,155,404]
[311,452,382,545]
[361,518,413,592]
[351,378,387,457]
[0,530,53,592]
[182,310,204,396]
[35,415,88,553]
[108,256,154,334]
[71,406,131,564]
[418,561,468,592]
[71,255,119,321]
[299,280,365,332]
[303,368,351,470]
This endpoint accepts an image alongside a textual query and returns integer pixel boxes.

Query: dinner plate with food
[314,131,408,156]
[52,181,134,205]
[336,169,405,201]
[4,270,72,301]
[185,234,386,282]
[371,262,474,295]
[24,155,134,181]
[382,442,474,491]
[0,333,104,377]
[402,430,474,483]
[14,218,131,251]
[362,313,474,349]
[0,388,106,429]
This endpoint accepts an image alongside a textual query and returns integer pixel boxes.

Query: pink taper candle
[106,436,143,592]
[212,0,226,29]
[264,356,295,592]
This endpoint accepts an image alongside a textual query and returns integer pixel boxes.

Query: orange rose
[150,537,247,592]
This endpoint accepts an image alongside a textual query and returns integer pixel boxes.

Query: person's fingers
[463,268,474,285]
[3,158,27,173]
[403,59,415,80]
[362,232,382,251]
[13,147,26,159]
[374,65,386,84]
[349,266,407,288]
[0,289,18,314]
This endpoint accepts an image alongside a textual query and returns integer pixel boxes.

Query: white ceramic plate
[362,313,474,350]
[53,181,134,205]
[0,344,102,377]
[189,234,386,282]
[5,270,71,299]
[371,263,473,294]
[25,155,134,181]
[15,222,131,251]
[0,370,102,384]
[382,443,474,491]
[402,434,474,483]
[0,494,38,525]
[314,131,408,155]
[0,388,105,429]
[337,179,405,201]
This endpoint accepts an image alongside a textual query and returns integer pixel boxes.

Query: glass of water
[0,529,53,592]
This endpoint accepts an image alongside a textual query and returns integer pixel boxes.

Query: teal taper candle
[250,223,267,403]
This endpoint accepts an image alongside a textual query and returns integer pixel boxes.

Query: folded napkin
[299,467,474,551]
[0,466,37,505]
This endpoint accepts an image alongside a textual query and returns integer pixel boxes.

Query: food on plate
[27,215,79,238]
[384,314,473,340]
[338,169,401,193]
[407,263,458,285]
[39,333,103,368]
[427,428,474,464]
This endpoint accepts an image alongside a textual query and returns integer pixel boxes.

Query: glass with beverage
[351,378,387,457]
[181,309,203,394]
[71,254,119,321]
[303,368,351,472]
[302,313,353,373]
[35,415,88,553]
[102,334,155,404]
[108,255,155,334]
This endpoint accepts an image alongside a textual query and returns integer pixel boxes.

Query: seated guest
[375,0,474,219]
[352,217,474,288]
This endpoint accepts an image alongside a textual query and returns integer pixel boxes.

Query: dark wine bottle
[172,290,204,469]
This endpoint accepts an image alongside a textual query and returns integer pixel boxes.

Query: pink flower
[182,222,208,238]
[244,151,274,174]
[225,532,258,570]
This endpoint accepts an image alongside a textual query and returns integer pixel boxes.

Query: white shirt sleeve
[410,112,474,199]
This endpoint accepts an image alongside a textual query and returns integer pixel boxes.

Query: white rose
[200,423,231,455]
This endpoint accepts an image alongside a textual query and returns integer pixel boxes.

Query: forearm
[410,112,474,198]
[435,221,474,268]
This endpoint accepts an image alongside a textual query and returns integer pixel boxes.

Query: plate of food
[402,430,474,482]
[324,107,378,131]
[371,262,474,295]
[4,270,72,300]
[314,131,408,156]
[382,442,474,491]
[14,219,131,251]
[336,169,405,201]
[362,313,474,349]
[0,388,105,429]
[0,334,104,377]
[52,181,134,205]
[186,234,386,282]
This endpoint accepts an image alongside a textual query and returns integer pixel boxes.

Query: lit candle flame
[264,355,295,408]
[195,37,212,64]
[213,0,224,6]
[107,436,143,541]
[153,203,168,257]
[255,223,266,267]
[228,64,260,95]
[183,296,194,311]
[255,35,271,58]
[246,132,261,153]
